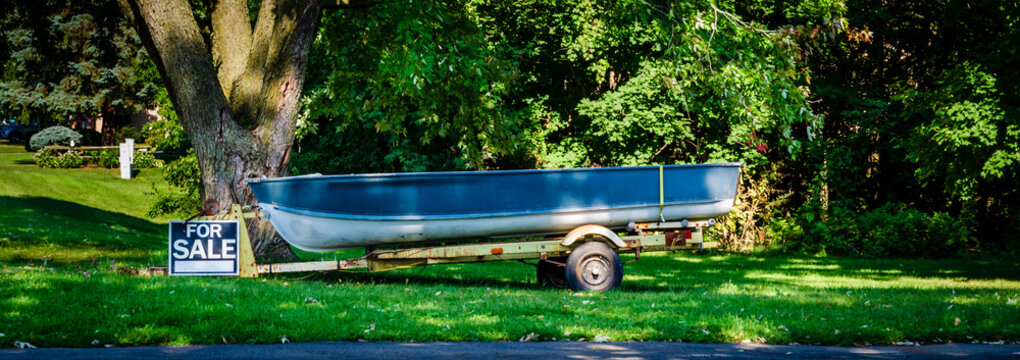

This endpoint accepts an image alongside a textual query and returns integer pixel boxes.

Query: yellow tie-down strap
[658,165,665,222]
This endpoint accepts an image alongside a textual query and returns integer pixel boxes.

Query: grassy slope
[0,142,171,266]
[1,142,1018,347]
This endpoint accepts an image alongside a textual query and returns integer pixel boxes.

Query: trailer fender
[561,224,627,248]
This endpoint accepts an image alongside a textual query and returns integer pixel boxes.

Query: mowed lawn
[1,142,1018,347]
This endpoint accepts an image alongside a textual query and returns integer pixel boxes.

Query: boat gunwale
[246,162,743,184]
[263,198,731,221]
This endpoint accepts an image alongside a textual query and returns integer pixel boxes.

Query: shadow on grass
[6,192,1014,292]
[1,199,1018,346]
[0,196,164,266]
[284,250,1020,294]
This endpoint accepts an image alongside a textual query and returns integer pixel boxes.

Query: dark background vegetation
[2,0,1017,258]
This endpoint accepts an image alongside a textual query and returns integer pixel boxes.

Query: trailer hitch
[184,199,220,223]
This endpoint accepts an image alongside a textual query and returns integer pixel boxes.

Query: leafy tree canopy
[0,0,156,126]
[792,0,1020,251]
[294,0,849,177]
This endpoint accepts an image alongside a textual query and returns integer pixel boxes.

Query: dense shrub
[771,204,976,258]
[78,150,96,165]
[146,188,201,218]
[32,148,59,168]
[162,152,200,191]
[34,148,89,169]
[118,125,142,143]
[97,150,119,168]
[55,150,84,168]
[141,118,189,155]
[147,152,200,217]
[133,151,163,168]
[28,126,83,151]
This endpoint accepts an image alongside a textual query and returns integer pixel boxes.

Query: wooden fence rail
[42,145,152,152]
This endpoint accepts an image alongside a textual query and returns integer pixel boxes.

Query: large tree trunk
[120,0,320,259]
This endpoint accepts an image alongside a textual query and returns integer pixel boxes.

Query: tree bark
[120,0,320,259]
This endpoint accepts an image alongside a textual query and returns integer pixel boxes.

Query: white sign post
[119,139,134,179]
[168,220,240,276]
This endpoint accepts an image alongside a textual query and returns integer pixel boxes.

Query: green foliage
[32,148,59,168]
[132,151,163,169]
[294,1,521,173]
[141,119,189,155]
[145,187,200,218]
[119,125,143,143]
[28,126,83,151]
[0,0,157,126]
[33,147,158,170]
[900,63,1017,202]
[772,203,976,258]
[79,150,97,165]
[484,0,823,169]
[55,150,84,168]
[297,1,835,172]
[97,149,119,168]
[147,152,199,218]
[134,40,189,156]
[785,0,1020,252]
[162,152,200,190]
[34,148,85,169]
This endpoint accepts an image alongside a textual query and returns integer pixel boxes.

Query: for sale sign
[168,221,239,276]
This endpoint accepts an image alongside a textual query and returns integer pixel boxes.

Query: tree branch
[229,0,320,126]
[210,0,253,100]
[121,0,239,143]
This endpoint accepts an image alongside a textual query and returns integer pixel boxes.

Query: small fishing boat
[247,163,741,251]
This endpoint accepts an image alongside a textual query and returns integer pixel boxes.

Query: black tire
[564,242,623,292]
[537,257,568,289]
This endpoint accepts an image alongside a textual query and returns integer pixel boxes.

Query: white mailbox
[119,139,134,179]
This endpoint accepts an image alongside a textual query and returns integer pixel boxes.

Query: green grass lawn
[0,141,171,268]
[1,142,1019,347]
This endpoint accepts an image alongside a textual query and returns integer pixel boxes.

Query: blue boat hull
[247,163,741,251]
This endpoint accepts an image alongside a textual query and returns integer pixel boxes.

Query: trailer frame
[204,204,718,290]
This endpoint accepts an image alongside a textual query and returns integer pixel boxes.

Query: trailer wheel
[564,242,623,291]
[537,257,568,289]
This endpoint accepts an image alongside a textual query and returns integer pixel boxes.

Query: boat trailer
[169,203,718,291]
